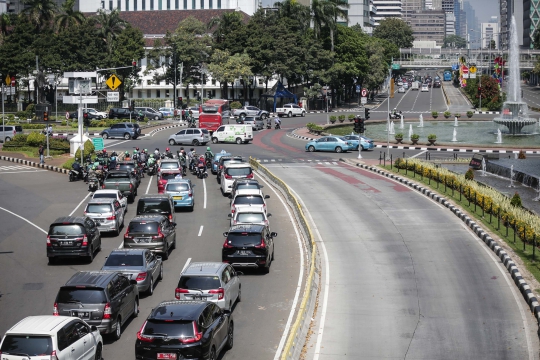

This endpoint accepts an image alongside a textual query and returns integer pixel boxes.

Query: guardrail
[249,158,319,360]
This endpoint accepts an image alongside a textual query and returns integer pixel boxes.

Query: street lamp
[0,73,4,144]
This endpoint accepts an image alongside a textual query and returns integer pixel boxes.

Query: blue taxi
[305,136,352,153]
[343,134,375,151]
[212,151,231,174]
[164,179,195,211]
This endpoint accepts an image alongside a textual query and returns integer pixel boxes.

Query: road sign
[356,85,361,93]
[462,65,469,79]
[11,76,15,86]
[361,97,367,104]
[107,91,119,102]
[5,75,10,86]
[106,75,121,91]
[65,111,70,120]
[391,64,401,70]
[92,138,104,151]
[361,88,368,97]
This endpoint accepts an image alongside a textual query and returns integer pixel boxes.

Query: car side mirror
[156,256,162,261]
[271,232,278,237]
[228,195,232,199]
[130,279,138,285]
[227,214,232,218]
[267,213,272,217]
[236,271,244,276]
[122,204,126,207]
[223,232,229,237]
[259,185,264,188]
[91,325,98,332]
[172,222,177,227]
[264,195,270,199]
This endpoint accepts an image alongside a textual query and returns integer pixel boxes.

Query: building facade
[348,0,376,34]
[372,0,402,25]
[481,21,499,48]
[407,9,446,45]
[445,12,455,35]
[523,0,540,48]
[80,0,259,15]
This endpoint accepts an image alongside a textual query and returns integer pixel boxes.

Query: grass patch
[2,146,65,157]
[381,164,540,284]
[326,125,354,136]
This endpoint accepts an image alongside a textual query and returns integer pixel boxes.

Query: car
[175,262,241,311]
[164,178,195,210]
[47,216,102,264]
[212,151,232,174]
[134,107,164,120]
[238,116,264,130]
[103,170,139,202]
[157,171,182,193]
[54,271,139,340]
[168,128,211,146]
[92,189,128,214]
[115,160,141,186]
[84,198,125,235]
[421,84,429,92]
[433,81,441,88]
[398,87,405,93]
[124,215,177,260]
[69,108,104,120]
[232,105,270,119]
[230,193,269,214]
[108,107,136,119]
[403,82,409,90]
[0,125,23,142]
[135,300,234,360]
[228,206,270,227]
[230,178,264,198]
[305,136,353,153]
[101,249,163,295]
[136,194,176,223]
[397,81,403,86]
[343,135,374,151]
[0,315,103,360]
[100,122,141,140]
[222,224,277,273]
[220,163,253,195]
[276,103,306,117]
[158,107,175,116]
[217,156,243,180]
[158,159,181,176]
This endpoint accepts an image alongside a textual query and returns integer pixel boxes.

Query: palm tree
[55,0,85,32]
[21,0,57,30]
[0,13,12,41]
[95,8,127,55]
[276,0,310,31]
[207,11,243,45]
[311,0,326,39]
[326,0,349,52]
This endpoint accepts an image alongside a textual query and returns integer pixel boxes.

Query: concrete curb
[146,123,187,136]
[475,111,501,114]
[289,128,315,141]
[0,155,69,175]
[343,159,540,327]
[372,144,540,154]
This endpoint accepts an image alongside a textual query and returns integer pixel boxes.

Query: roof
[234,205,265,213]
[151,301,207,321]
[108,249,146,256]
[64,271,119,287]
[183,262,226,276]
[167,179,192,184]
[51,216,87,226]
[139,193,173,199]
[87,198,116,205]
[130,215,168,222]
[228,224,265,233]
[235,189,263,196]
[225,163,252,169]
[93,189,120,194]
[7,316,75,335]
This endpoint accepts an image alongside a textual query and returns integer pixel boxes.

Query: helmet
[133,149,138,153]
[125,151,129,155]
[103,148,107,152]
[144,149,148,152]
[136,147,140,151]
[150,154,154,158]
[156,148,159,151]
[207,147,211,151]
[166,148,170,152]
[190,148,194,152]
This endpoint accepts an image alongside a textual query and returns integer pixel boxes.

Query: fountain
[400,114,404,129]
[481,158,487,176]
[454,116,458,127]
[418,114,424,128]
[495,128,502,143]
[509,165,516,188]
[408,124,413,139]
[389,121,395,135]
[451,128,457,142]
[493,16,538,135]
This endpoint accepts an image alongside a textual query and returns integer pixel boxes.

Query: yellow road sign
[469,66,477,73]
[106,75,122,91]
[5,75,10,86]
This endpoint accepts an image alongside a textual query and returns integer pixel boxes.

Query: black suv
[135,300,233,360]
[54,271,139,340]
[222,224,277,273]
[109,107,135,119]
[47,216,102,264]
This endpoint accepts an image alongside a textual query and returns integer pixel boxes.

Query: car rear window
[128,221,159,233]
[227,167,252,177]
[93,193,116,200]
[143,320,194,338]
[86,203,112,213]
[56,287,107,304]
[106,173,130,180]
[236,213,265,223]
[226,233,262,246]
[166,183,189,192]
[49,224,84,236]
[0,335,53,356]
[178,276,221,290]
[234,195,264,205]
[117,164,134,171]
[161,173,180,180]
[104,254,143,267]
[161,162,179,169]
[137,199,170,215]
[202,129,209,134]
[15,126,23,132]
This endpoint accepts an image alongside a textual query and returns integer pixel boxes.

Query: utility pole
[386,58,392,161]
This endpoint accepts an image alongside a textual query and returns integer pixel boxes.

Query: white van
[212,124,253,144]
[411,81,420,91]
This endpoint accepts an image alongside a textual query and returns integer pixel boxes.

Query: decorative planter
[395,138,403,144]
[428,139,436,145]
[411,139,419,145]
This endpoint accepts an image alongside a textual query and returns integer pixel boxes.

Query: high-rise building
[523,0,540,48]
[5,0,78,13]
[407,9,446,45]
[442,0,453,13]
[481,22,499,48]
[372,0,402,25]
[402,0,422,22]
[349,0,376,34]
[462,1,480,48]
[445,12,455,35]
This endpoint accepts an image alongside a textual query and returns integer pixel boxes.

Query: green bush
[338,115,346,122]
[465,168,474,180]
[428,134,437,140]
[510,192,522,208]
[15,111,28,119]
[410,133,419,140]
[395,132,404,139]
[11,134,28,145]
[21,124,49,129]
[466,111,474,118]
[431,111,438,118]
[330,115,337,123]
[62,158,76,170]
[443,111,451,119]
[230,101,242,109]
[25,103,35,114]
[26,132,46,146]
[49,139,70,151]
[348,114,355,122]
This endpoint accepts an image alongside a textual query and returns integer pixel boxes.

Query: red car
[158,171,182,193]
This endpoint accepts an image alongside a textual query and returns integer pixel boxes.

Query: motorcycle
[147,163,157,176]
[389,111,402,120]
[275,122,281,129]
[196,164,208,179]
[88,176,99,192]
[69,167,87,182]
[266,120,272,129]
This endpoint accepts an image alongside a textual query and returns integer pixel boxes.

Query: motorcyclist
[124,151,131,161]
[154,148,160,158]
[204,147,214,164]
[133,149,139,161]
[274,116,281,129]
[139,150,147,164]
[72,158,82,172]
[137,109,144,121]
[266,117,272,128]
[95,165,105,185]
[187,148,197,171]
[197,155,206,177]
[109,154,117,170]
[165,147,174,159]
[87,165,97,182]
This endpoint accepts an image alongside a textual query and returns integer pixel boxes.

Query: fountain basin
[487,158,540,189]
[493,101,537,135]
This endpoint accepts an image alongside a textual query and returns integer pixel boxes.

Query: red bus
[198,99,232,133]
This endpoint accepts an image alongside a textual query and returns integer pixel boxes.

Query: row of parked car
[0,151,278,360]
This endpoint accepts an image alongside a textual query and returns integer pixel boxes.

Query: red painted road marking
[252,130,279,153]
[344,165,410,192]
[270,130,303,154]
[315,166,381,193]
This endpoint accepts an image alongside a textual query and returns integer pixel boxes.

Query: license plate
[237,250,250,256]
[135,238,150,243]
[73,311,89,318]
[157,354,177,360]
[190,295,203,300]
[61,241,73,246]
[173,196,183,200]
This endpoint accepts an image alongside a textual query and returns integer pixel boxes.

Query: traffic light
[359,118,365,133]
[478,86,482,96]
[132,60,137,67]
[178,96,183,105]
[364,108,370,120]
[354,117,360,133]
[43,111,48,121]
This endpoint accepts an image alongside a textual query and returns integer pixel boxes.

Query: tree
[55,0,85,32]
[443,35,466,49]
[490,39,496,49]
[21,0,57,30]
[326,0,350,53]
[208,50,253,100]
[95,8,127,55]
[373,18,414,49]
[207,11,248,54]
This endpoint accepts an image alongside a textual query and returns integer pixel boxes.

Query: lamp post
[0,73,4,144]
[386,60,392,161]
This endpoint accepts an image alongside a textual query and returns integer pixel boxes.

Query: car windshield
[49,224,84,236]
[93,193,116,199]
[161,173,180,180]
[226,233,261,246]
[338,137,347,142]
[236,213,265,223]
[347,136,359,140]
[214,153,230,161]
[56,288,107,304]
[104,254,143,267]
[166,183,189,192]
[226,167,252,176]
[236,184,259,191]
[128,221,158,233]
[0,335,53,356]
[86,204,112,213]
[161,162,179,169]
[234,196,264,205]
[178,275,221,290]
[143,320,194,338]
[137,200,170,214]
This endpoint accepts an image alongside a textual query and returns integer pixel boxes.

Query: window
[117,276,131,291]
[200,0,204,8]
[209,0,212,8]
[75,321,90,337]
[192,0,195,8]
[134,0,137,9]
[142,0,145,9]
[117,0,121,9]
[167,0,171,9]
[217,0,221,8]
[125,0,129,10]
[110,0,113,10]
[200,305,213,328]
[184,0,187,8]
[159,0,162,9]
[150,0,154,9]
[156,90,161,98]
[211,303,222,320]
[222,267,231,284]
[175,0,179,8]
[147,89,151,98]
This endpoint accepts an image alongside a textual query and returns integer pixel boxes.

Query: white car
[421,84,429,92]
[398,87,405,93]
[276,103,306,117]
[397,81,403,86]
[230,193,270,214]
[229,205,270,227]
[0,315,103,360]
[221,163,253,195]
[86,108,108,119]
[92,189,128,214]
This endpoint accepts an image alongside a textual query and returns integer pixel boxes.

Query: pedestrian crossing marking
[0,165,47,173]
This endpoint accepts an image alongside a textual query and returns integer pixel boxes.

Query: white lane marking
[146,175,153,194]
[254,174,305,360]
[0,165,35,170]
[69,192,93,216]
[411,150,427,159]
[286,186,329,360]
[0,170,48,174]
[0,206,47,234]
[203,178,207,209]
[181,258,192,274]
[198,226,204,237]
[118,241,123,249]
[106,139,132,148]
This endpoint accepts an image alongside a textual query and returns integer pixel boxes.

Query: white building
[0,0,7,13]
[372,0,402,25]
[80,0,260,16]
[481,22,499,49]
[348,0,376,34]
[445,12,455,35]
